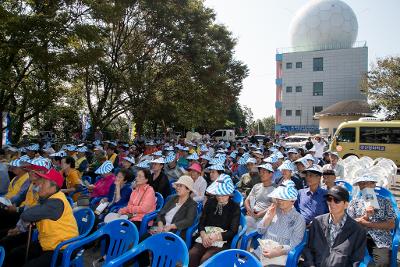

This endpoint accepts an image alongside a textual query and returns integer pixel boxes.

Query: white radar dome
[289,0,358,52]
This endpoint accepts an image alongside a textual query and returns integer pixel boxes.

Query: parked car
[210,129,236,142]
[284,134,310,148]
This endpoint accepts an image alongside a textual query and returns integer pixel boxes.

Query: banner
[81,113,91,141]
[128,121,136,142]
[1,112,11,146]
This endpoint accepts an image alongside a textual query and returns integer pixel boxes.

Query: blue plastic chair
[66,196,74,207]
[240,229,309,267]
[374,186,400,267]
[359,247,372,267]
[231,213,247,249]
[0,246,4,267]
[199,249,262,267]
[50,207,95,267]
[138,192,164,237]
[335,179,353,200]
[169,180,177,195]
[232,190,244,206]
[103,232,189,267]
[61,219,139,267]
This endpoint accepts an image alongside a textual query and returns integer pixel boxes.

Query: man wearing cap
[347,174,396,266]
[295,165,329,225]
[106,143,119,168]
[244,163,275,233]
[311,135,326,160]
[321,169,336,190]
[322,152,344,179]
[237,158,260,197]
[303,186,366,267]
[75,147,89,176]
[7,169,79,267]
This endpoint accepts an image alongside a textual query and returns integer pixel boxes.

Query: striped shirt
[256,207,306,256]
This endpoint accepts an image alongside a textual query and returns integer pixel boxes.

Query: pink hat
[188,162,202,173]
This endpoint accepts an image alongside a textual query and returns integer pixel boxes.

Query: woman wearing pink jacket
[119,169,156,228]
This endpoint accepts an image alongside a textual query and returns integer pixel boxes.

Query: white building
[275,0,368,133]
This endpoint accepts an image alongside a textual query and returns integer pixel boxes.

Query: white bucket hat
[174,175,195,192]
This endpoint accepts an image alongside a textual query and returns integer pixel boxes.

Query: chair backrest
[285,230,309,267]
[232,190,244,206]
[374,186,398,211]
[100,219,139,260]
[73,207,95,237]
[104,233,189,267]
[155,192,164,211]
[0,246,5,267]
[66,196,74,207]
[199,249,262,267]
[334,179,353,199]
[169,180,177,195]
[231,213,247,249]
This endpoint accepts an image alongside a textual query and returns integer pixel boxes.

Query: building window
[296,62,302,68]
[313,82,323,96]
[286,62,292,69]
[313,57,323,71]
[286,110,292,116]
[313,106,323,115]
[295,86,302,92]
[295,110,301,116]
[286,86,292,93]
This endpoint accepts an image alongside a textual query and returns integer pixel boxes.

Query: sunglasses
[326,196,342,204]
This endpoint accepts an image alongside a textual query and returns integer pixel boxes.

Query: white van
[211,129,236,142]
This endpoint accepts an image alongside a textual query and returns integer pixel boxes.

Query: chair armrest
[391,217,400,267]
[61,230,102,266]
[240,230,261,250]
[139,211,158,237]
[109,205,124,213]
[231,219,247,249]
[50,235,84,267]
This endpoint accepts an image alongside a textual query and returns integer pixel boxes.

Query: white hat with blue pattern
[136,160,150,169]
[187,152,199,160]
[206,174,235,196]
[152,150,163,156]
[150,157,165,164]
[77,146,88,153]
[122,156,135,165]
[257,163,274,172]
[278,161,295,171]
[246,157,257,164]
[50,150,67,158]
[26,157,52,171]
[26,144,40,151]
[268,180,298,201]
[9,159,23,167]
[95,160,114,174]
[200,145,209,152]
[165,152,176,164]
[65,144,77,151]
[200,153,212,162]
[210,157,225,165]
[208,164,225,171]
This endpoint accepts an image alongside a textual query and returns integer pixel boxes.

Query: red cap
[36,169,64,188]
[188,162,202,173]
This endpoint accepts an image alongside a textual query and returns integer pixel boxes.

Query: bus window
[360,127,400,144]
[337,127,355,143]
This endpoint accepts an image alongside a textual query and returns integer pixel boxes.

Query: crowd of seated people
[0,134,397,267]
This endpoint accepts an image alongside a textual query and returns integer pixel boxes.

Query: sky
[204,0,400,120]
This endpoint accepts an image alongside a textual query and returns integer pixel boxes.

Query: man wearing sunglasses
[303,186,366,267]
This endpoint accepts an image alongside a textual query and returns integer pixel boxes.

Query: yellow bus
[329,118,400,165]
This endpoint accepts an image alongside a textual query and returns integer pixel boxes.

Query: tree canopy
[0,0,248,144]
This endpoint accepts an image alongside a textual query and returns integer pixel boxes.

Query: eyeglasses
[326,196,342,204]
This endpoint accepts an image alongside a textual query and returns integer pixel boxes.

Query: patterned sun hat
[278,161,295,171]
[268,180,298,201]
[294,157,309,168]
[136,160,150,169]
[200,153,212,162]
[187,152,199,161]
[263,155,278,164]
[95,160,114,174]
[122,156,135,165]
[287,148,298,154]
[246,157,257,164]
[19,155,31,162]
[165,152,176,164]
[65,144,77,152]
[200,145,209,152]
[150,157,165,164]
[229,152,238,158]
[210,157,225,165]
[238,154,250,165]
[26,144,40,151]
[152,150,163,156]
[164,146,174,151]
[49,150,67,158]
[257,163,274,172]
[25,157,52,171]
[76,146,88,153]
[206,174,235,196]
[9,159,23,167]
[208,164,225,171]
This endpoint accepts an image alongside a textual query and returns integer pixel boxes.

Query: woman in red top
[88,160,116,198]
[118,169,156,229]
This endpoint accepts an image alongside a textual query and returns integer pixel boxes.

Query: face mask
[32,185,40,193]
[360,187,380,209]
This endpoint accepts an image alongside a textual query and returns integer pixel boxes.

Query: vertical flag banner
[2,112,11,146]
[128,121,136,142]
[81,113,91,141]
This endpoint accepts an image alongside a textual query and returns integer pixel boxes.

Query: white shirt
[165,203,183,226]
[192,176,207,202]
[312,140,326,158]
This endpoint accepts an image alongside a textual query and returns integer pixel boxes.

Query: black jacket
[303,213,366,267]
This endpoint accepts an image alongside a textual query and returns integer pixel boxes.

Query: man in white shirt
[323,152,344,179]
[188,162,207,202]
[311,135,326,159]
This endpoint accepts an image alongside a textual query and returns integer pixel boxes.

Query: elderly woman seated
[150,175,197,236]
[87,160,116,198]
[347,174,396,267]
[255,180,306,267]
[189,174,241,267]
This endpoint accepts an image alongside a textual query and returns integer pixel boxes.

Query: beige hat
[174,175,195,192]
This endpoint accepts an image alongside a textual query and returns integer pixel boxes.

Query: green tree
[362,56,400,119]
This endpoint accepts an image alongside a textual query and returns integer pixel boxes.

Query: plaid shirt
[327,213,348,247]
